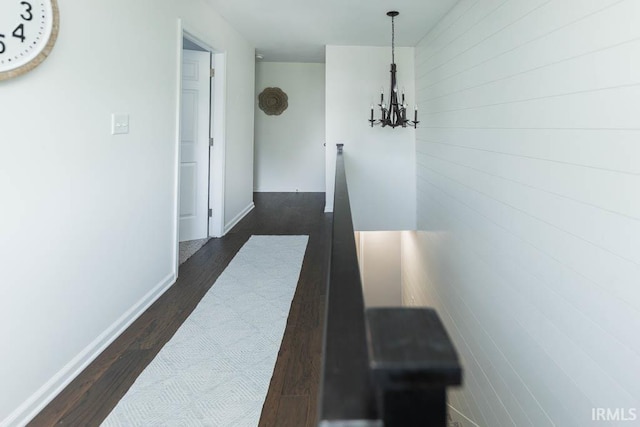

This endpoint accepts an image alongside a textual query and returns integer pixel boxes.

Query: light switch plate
[111,113,129,135]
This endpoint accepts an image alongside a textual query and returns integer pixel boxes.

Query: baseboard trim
[4,271,177,427]
[224,202,255,234]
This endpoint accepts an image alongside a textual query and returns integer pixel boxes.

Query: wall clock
[0,0,59,81]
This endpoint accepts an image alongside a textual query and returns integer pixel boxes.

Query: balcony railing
[318,144,462,427]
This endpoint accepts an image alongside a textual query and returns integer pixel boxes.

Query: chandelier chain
[391,15,395,65]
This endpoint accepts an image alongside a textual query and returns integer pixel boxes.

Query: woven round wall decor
[258,87,288,116]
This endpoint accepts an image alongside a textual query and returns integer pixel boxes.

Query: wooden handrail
[319,144,462,427]
[319,144,378,426]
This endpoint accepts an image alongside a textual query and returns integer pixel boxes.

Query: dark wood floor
[29,192,330,427]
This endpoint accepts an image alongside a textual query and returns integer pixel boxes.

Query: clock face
[0,0,58,79]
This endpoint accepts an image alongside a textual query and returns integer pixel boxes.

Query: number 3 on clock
[21,1,34,21]
[0,0,59,80]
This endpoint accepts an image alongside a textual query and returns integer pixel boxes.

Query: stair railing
[318,144,462,427]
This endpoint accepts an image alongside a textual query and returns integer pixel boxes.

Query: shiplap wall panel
[413,189,620,426]
[417,165,640,394]
[422,87,640,129]
[413,128,640,174]
[410,0,640,425]
[418,0,634,93]
[422,41,640,113]
[417,0,507,65]
[420,0,554,74]
[417,145,640,266]
[417,152,640,314]
[419,159,640,393]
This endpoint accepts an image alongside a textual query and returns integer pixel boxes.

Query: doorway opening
[176,24,227,271]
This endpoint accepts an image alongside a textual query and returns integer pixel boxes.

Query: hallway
[3,1,639,425]
[30,193,330,427]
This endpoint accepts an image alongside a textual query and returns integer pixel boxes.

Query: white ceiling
[206,0,460,63]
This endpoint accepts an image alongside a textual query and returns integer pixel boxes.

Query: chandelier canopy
[369,11,419,129]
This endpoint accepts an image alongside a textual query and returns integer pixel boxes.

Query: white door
[179,50,211,242]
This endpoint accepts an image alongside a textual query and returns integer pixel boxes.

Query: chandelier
[369,11,419,129]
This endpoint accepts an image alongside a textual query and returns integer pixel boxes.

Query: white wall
[355,231,402,307]
[410,0,640,425]
[0,1,254,425]
[254,62,325,192]
[325,46,416,231]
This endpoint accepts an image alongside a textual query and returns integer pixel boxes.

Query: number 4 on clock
[13,24,26,43]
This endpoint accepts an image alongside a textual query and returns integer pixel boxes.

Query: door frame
[174,19,227,272]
